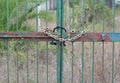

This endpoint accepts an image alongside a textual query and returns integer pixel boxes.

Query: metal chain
[44,29,86,42]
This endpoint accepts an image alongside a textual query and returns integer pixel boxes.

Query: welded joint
[3,35,8,39]
[101,33,105,41]
[3,35,8,49]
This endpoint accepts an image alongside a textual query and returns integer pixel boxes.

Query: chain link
[44,29,86,42]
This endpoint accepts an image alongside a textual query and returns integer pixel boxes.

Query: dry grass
[0,42,120,83]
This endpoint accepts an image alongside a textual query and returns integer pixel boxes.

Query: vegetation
[67,0,113,31]
[0,0,33,31]
[0,0,32,54]
[0,0,57,56]
[31,0,46,4]
[39,11,56,22]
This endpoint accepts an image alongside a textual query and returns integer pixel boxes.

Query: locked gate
[0,0,120,83]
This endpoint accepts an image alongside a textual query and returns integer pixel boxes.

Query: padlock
[50,26,67,46]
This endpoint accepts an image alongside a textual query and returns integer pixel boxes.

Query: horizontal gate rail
[0,32,120,42]
[0,32,53,41]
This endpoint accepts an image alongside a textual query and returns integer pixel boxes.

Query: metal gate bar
[0,32,120,42]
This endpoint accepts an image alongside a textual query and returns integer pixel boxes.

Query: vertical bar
[36,0,39,32]
[56,0,60,26]
[25,0,28,31]
[57,42,64,83]
[72,0,74,29]
[6,0,9,82]
[46,0,48,83]
[46,41,49,83]
[17,48,19,83]
[46,0,48,29]
[66,0,69,30]
[82,42,84,83]
[112,0,115,83]
[81,0,85,83]
[60,0,64,28]
[16,0,18,32]
[25,0,29,83]
[102,0,105,32]
[56,0,59,82]
[56,43,60,83]
[112,43,115,83]
[71,42,74,83]
[71,0,74,82]
[59,0,64,83]
[16,0,19,83]
[92,0,96,83]
[81,0,85,30]
[6,0,9,32]
[36,42,39,83]
[102,0,105,83]
[6,41,9,83]
[36,0,39,83]
[92,42,95,83]
[102,42,104,83]
[4,38,9,83]
[56,0,64,83]
[26,42,29,83]
[59,43,63,83]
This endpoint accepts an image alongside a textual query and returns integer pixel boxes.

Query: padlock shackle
[53,26,67,32]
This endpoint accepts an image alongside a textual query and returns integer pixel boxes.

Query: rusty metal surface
[0,32,120,42]
[0,32,53,41]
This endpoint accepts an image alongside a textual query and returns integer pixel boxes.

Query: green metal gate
[0,0,120,83]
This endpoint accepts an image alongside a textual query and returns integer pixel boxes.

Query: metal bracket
[3,35,8,39]
[101,33,105,41]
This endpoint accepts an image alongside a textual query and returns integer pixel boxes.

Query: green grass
[39,11,56,22]
[27,11,56,23]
